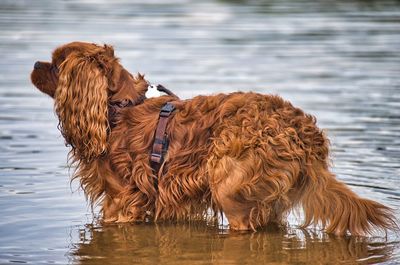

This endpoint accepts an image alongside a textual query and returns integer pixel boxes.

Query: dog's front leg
[102,195,146,223]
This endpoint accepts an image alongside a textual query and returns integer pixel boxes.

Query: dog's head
[31,42,148,161]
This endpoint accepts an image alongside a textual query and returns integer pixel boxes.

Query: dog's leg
[209,155,253,230]
[102,192,150,223]
[208,154,295,231]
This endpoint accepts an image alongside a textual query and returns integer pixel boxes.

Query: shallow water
[0,0,400,264]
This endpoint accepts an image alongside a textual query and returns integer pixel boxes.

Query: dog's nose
[34,61,41,70]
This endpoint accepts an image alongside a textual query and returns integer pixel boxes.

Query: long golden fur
[31,41,397,235]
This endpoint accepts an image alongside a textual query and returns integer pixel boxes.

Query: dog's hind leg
[208,155,254,230]
[208,153,296,231]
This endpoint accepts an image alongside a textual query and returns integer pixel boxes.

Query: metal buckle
[160,103,176,117]
[151,153,162,163]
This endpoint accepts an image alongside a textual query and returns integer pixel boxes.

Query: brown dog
[31,42,397,235]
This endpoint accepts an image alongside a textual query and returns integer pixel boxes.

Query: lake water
[0,0,399,264]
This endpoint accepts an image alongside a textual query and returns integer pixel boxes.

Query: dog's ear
[55,49,110,161]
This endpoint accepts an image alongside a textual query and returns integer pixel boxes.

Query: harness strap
[108,84,178,128]
[108,95,146,128]
[150,102,176,177]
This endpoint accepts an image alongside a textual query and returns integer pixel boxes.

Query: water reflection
[70,223,396,264]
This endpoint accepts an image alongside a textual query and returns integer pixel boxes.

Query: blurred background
[0,0,399,264]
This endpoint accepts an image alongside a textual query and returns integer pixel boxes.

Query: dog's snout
[34,61,42,70]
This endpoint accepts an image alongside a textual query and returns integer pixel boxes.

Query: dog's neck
[107,69,148,127]
[108,95,146,128]
[107,84,179,128]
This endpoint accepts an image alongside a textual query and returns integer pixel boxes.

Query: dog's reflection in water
[70,223,395,264]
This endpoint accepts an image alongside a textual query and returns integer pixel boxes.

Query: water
[0,0,399,264]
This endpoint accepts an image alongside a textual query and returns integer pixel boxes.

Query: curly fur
[55,49,110,161]
[30,41,397,236]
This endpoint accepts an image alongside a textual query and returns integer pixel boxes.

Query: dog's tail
[298,161,398,236]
